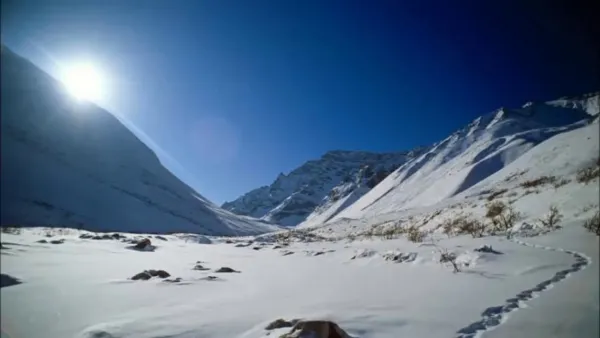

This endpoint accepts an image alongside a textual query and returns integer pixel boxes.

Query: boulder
[279,320,353,338]
[265,318,298,330]
[131,271,152,281]
[131,269,170,280]
[134,238,152,250]
[193,264,210,271]
[215,267,239,273]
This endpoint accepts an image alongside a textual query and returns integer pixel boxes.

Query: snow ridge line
[454,238,592,338]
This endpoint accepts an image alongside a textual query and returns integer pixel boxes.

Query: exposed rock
[225,239,234,244]
[126,238,156,251]
[281,250,295,256]
[193,264,210,271]
[1,274,22,288]
[112,233,126,239]
[36,239,48,244]
[215,267,239,273]
[163,277,182,283]
[131,271,152,281]
[147,269,170,278]
[131,269,170,280]
[154,235,168,241]
[253,246,262,251]
[280,320,353,338]
[79,234,94,239]
[265,318,298,330]
[135,238,152,249]
[101,234,113,240]
[50,239,65,244]
[474,245,503,255]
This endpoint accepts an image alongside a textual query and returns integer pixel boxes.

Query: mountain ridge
[224,91,598,227]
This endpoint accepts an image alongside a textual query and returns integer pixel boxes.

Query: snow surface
[2,120,599,336]
[0,46,279,236]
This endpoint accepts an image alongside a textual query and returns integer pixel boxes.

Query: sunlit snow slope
[324,101,597,225]
[0,46,278,236]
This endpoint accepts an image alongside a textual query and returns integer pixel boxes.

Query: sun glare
[61,62,105,102]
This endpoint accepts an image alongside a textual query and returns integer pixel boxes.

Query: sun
[61,62,105,102]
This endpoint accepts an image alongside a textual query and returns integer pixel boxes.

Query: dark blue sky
[2,0,598,204]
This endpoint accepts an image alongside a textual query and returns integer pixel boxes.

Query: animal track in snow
[454,238,591,338]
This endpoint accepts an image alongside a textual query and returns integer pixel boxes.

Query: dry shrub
[553,178,571,189]
[489,204,523,236]
[441,214,486,238]
[485,201,506,219]
[487,188,508,201]
[438,248,461,273]
[406,225,426,243]
[576,166,600,184]
[583,211,600,235]
[538,205,563,229]
[520,176,557,189]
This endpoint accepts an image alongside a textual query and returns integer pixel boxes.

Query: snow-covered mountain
[225,92,598,228]
[222,149,425,226]
[318,97,597,226]
[546,91,599,116]
[0,46,278,236]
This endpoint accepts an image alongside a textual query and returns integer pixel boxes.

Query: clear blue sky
[2,0,598,204]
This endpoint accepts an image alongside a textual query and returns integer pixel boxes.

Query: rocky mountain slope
[0,46,278,236]
[225,92,598,228]
[222,150,425,226]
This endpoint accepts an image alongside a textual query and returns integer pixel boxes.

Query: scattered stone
[163,277,182,283]
[215,267,239,273]
[154,235,168,241]
[131,271,152,281]
[193,264,210,271]
[474,245,503,255]
[280,320,353,338]
[253,246,262,251]
[1,274,22,288]
[36,239,48,244]
[131,269,170,280]
[281,250,295,256]
[199,276,220,281]
[50,239,65,244]
[147,270,170,278]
